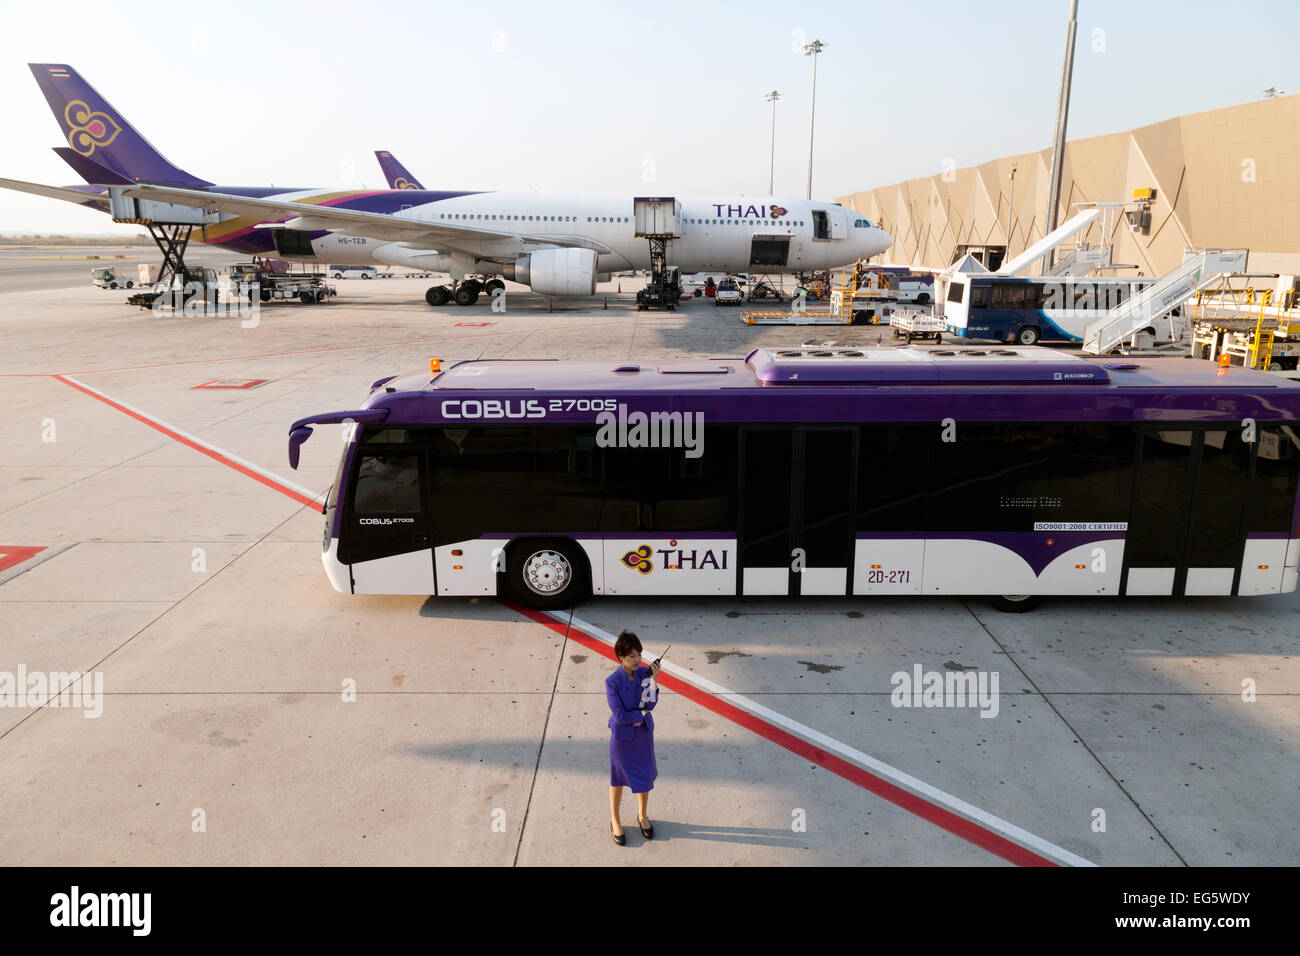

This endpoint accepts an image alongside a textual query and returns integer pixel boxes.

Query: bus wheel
[992,594,1040,613]
[509,539,589,610]
[1016,326,1040,346]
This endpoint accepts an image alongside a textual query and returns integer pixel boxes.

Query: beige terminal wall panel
[839,93,1300,278]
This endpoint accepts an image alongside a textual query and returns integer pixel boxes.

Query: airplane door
[830,210,848,239]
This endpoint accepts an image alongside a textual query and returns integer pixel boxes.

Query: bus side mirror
[288,426,313,470]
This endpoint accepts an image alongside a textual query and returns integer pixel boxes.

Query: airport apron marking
[504,601,1095,868]
[52,319,630,376]
[53,374,321,508]
[49,372,1086,867]
[0,546,47,574]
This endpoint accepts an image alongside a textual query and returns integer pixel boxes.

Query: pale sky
[1,0,1295,234]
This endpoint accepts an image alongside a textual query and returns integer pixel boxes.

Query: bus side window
[970,284,989,309]
[353,454,420,513]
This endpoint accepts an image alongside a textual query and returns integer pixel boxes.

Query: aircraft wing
[0,176,110,212]
[120,183,610,254]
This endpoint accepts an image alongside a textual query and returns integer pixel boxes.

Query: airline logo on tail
[393,178,418,190]
[64,100,121,157]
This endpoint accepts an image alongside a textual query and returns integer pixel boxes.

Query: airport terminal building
[839,93,1299,278]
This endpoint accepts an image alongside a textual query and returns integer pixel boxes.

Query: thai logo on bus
[621,545,654,574]
[621,542,729,573]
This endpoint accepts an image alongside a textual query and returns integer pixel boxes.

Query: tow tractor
[90,266,136,290]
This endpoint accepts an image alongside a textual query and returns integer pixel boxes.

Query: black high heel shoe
[638,816,654,840]
[611,823,626,846]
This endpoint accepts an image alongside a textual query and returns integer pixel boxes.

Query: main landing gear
[424,276,506,308]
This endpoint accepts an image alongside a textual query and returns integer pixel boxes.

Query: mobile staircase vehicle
[1082,248,1250,355]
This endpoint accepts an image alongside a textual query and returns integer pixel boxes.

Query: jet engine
[503,248,598,297]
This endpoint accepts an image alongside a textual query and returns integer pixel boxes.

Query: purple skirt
[610,723,657,792]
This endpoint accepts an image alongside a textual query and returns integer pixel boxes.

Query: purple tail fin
[52,146,133,186]
[375,150,424,190]
[30,63,212,187]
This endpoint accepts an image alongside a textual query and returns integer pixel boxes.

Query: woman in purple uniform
[607,630,660,845]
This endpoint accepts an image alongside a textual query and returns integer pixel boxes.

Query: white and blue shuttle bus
[944,276,1161,345]
[288,347,1300,611]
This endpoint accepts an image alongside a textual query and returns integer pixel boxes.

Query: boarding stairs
[1082,248,1250,355]
[1043,245,1111,278]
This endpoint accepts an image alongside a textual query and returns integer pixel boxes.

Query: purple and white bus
[288,347,1300,611]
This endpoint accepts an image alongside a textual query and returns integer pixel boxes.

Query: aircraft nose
[872,227,892,256]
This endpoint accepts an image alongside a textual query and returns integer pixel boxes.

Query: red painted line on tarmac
[0,546,46,574]
[49,319,630,376]
[52,374,318,508]
[501,598,1058,868]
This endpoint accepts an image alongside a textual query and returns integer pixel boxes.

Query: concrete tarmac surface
[1,260,1296,866]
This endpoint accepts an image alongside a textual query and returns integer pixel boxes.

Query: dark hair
[614,630,642,660]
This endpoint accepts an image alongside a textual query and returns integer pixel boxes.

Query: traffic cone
[618,283,621,293]
[548,298,552,313]
[603,297,608,309]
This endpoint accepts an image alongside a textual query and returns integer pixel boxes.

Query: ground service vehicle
[636,267,682,311]
[289,347,1300,611]
[944,276,1159,345]
[225,264,336,304]
[330,265,378,279]
[90,266,134,289]
[715,277,744,305]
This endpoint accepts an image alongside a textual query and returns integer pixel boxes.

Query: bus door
[344,440,436,594]
[739,427,858,596]
[1122,427,1251,596]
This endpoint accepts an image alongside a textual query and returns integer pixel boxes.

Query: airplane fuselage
[195,189,890,278]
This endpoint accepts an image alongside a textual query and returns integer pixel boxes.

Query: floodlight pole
[766,90,781,194]
[1006,164,1018,263]
[1044,0,1079,268]
[803,40,825,200]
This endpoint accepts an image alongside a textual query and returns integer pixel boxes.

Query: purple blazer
[606,665,657,742]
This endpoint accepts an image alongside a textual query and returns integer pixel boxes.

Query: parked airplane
[2,63,891,306]
[375,151,424,191]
